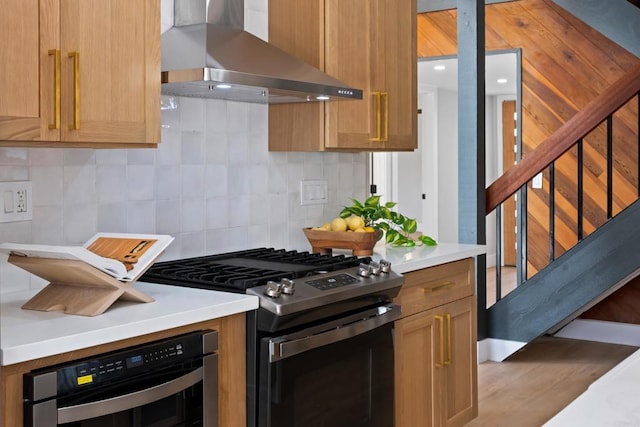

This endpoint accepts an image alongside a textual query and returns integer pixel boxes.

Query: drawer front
[394,258,474,317]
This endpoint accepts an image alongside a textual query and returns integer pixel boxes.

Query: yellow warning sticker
[77,374,93,385]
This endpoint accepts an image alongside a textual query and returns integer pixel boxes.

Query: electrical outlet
[16,189,27,213]
[0,181,32,222]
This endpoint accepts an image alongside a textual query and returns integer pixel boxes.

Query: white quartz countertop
[0,282,258,366]
[544,347,640,426]
[368,242,486,274]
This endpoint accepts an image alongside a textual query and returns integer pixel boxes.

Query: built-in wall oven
[140,248,404,427]
[23,330,218,427]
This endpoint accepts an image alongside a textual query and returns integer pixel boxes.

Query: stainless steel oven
[139,248,404,427]
[258,304,399,427]
[23,330,218,427]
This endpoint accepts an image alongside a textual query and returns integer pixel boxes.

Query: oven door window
[259,323,394,427]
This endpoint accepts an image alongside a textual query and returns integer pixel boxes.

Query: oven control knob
[357,263,373,277]
[281,278,295,295]
[264,281,283,298]
[379,259,392,273]
[369,261,381,276]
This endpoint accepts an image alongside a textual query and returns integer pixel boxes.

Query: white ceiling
[418,52,518,96]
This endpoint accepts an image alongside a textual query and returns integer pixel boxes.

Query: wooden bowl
[302,227,383,256]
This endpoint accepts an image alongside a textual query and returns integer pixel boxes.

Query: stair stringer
[487,200,640,343]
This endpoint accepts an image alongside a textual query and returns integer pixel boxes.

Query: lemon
[354,228,366,233]
[320,223,332,231]
[346,215,365,231]
[330,217,348,232]
[363,226,376,233]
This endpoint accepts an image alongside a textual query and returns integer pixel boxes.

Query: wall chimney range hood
[161,0,363,104]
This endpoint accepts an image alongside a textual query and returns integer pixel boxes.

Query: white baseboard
[554,319,640,347]
[477,338,526,362]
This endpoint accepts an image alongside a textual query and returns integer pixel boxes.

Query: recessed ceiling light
[433,64,446,71]
[497,78,508,84]
[216,84,232,89]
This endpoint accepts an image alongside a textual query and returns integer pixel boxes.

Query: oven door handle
[56,358,211,424]
[268,304,401,362]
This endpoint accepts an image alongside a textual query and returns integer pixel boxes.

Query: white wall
[437,88,459,243]
[0,0,368,294]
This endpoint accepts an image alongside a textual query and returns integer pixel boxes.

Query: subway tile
[63,165,97,205]
[127,165,156,201]
[156,200,182,234]
[30,166,63,207]
[228,165,250,195]
[181,198,205,232]
[179,97,206,132]
[179,231,206,258]
[97,165,128,204]
[155,165,181,200]
[206,99,228,135]
[181,165,205,198]
[227,102,251,133]
[181,131,205,164]
[205,164,228,198]
[31,205,64,244]
[206,197,229,230]
[96,149,127,165]
[228,195,250,227]
[126,201,156,233]
[29,148,63,166]
[63,203,98,244]
[97,202,129,232]
[228,132,249,165]
[205,132,229,164]
[128,147,156,165]
[249,164,268,194]
[63,149,96,166]
[0,148,28,165]
[0,166,28,181]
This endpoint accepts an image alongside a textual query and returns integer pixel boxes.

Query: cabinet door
[376,0,417,150]
[0,0,59,142]
[395,308,438,427]
[59,0,159,145]
[324,0,376,150]
[437,296,478,427]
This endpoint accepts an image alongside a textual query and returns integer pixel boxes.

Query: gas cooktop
[139,248,371,292]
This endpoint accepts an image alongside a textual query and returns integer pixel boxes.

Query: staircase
[484,63,640,343]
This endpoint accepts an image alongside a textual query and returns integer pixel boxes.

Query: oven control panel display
[305,273,360,291]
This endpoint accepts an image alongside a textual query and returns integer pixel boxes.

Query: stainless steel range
[140,248,403,427]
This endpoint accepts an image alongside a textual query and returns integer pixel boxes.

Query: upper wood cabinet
[0,0,160,148]
[268,0,417,152]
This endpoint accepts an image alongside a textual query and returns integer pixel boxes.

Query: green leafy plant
[340,195,437,247]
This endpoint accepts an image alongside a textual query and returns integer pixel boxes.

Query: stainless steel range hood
[161,0,363,104]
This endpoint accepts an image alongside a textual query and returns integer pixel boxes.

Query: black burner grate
[139,248,370,292]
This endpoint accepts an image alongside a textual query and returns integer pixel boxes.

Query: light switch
[300,180,328,205]
[3,190,13,213]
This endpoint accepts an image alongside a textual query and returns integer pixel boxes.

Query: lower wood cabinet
[394,259,478,427]
[0,314,246,426]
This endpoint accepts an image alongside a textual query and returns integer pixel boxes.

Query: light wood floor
[467,336,639,426]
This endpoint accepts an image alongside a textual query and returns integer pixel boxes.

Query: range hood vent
[161,0,363,104]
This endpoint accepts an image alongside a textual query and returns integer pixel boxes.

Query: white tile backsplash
[1,106,367,295]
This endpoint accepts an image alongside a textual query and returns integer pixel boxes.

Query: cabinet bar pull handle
[371,92,383,141]
[48,49,61,130]
[445,313,452,365]
[424,281,455,293]
[435,314,445,368]
[382,92,389,141]
[68,51,80,130]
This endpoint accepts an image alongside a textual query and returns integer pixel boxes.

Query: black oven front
[23,330,218,427]
[255,304,400,427]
